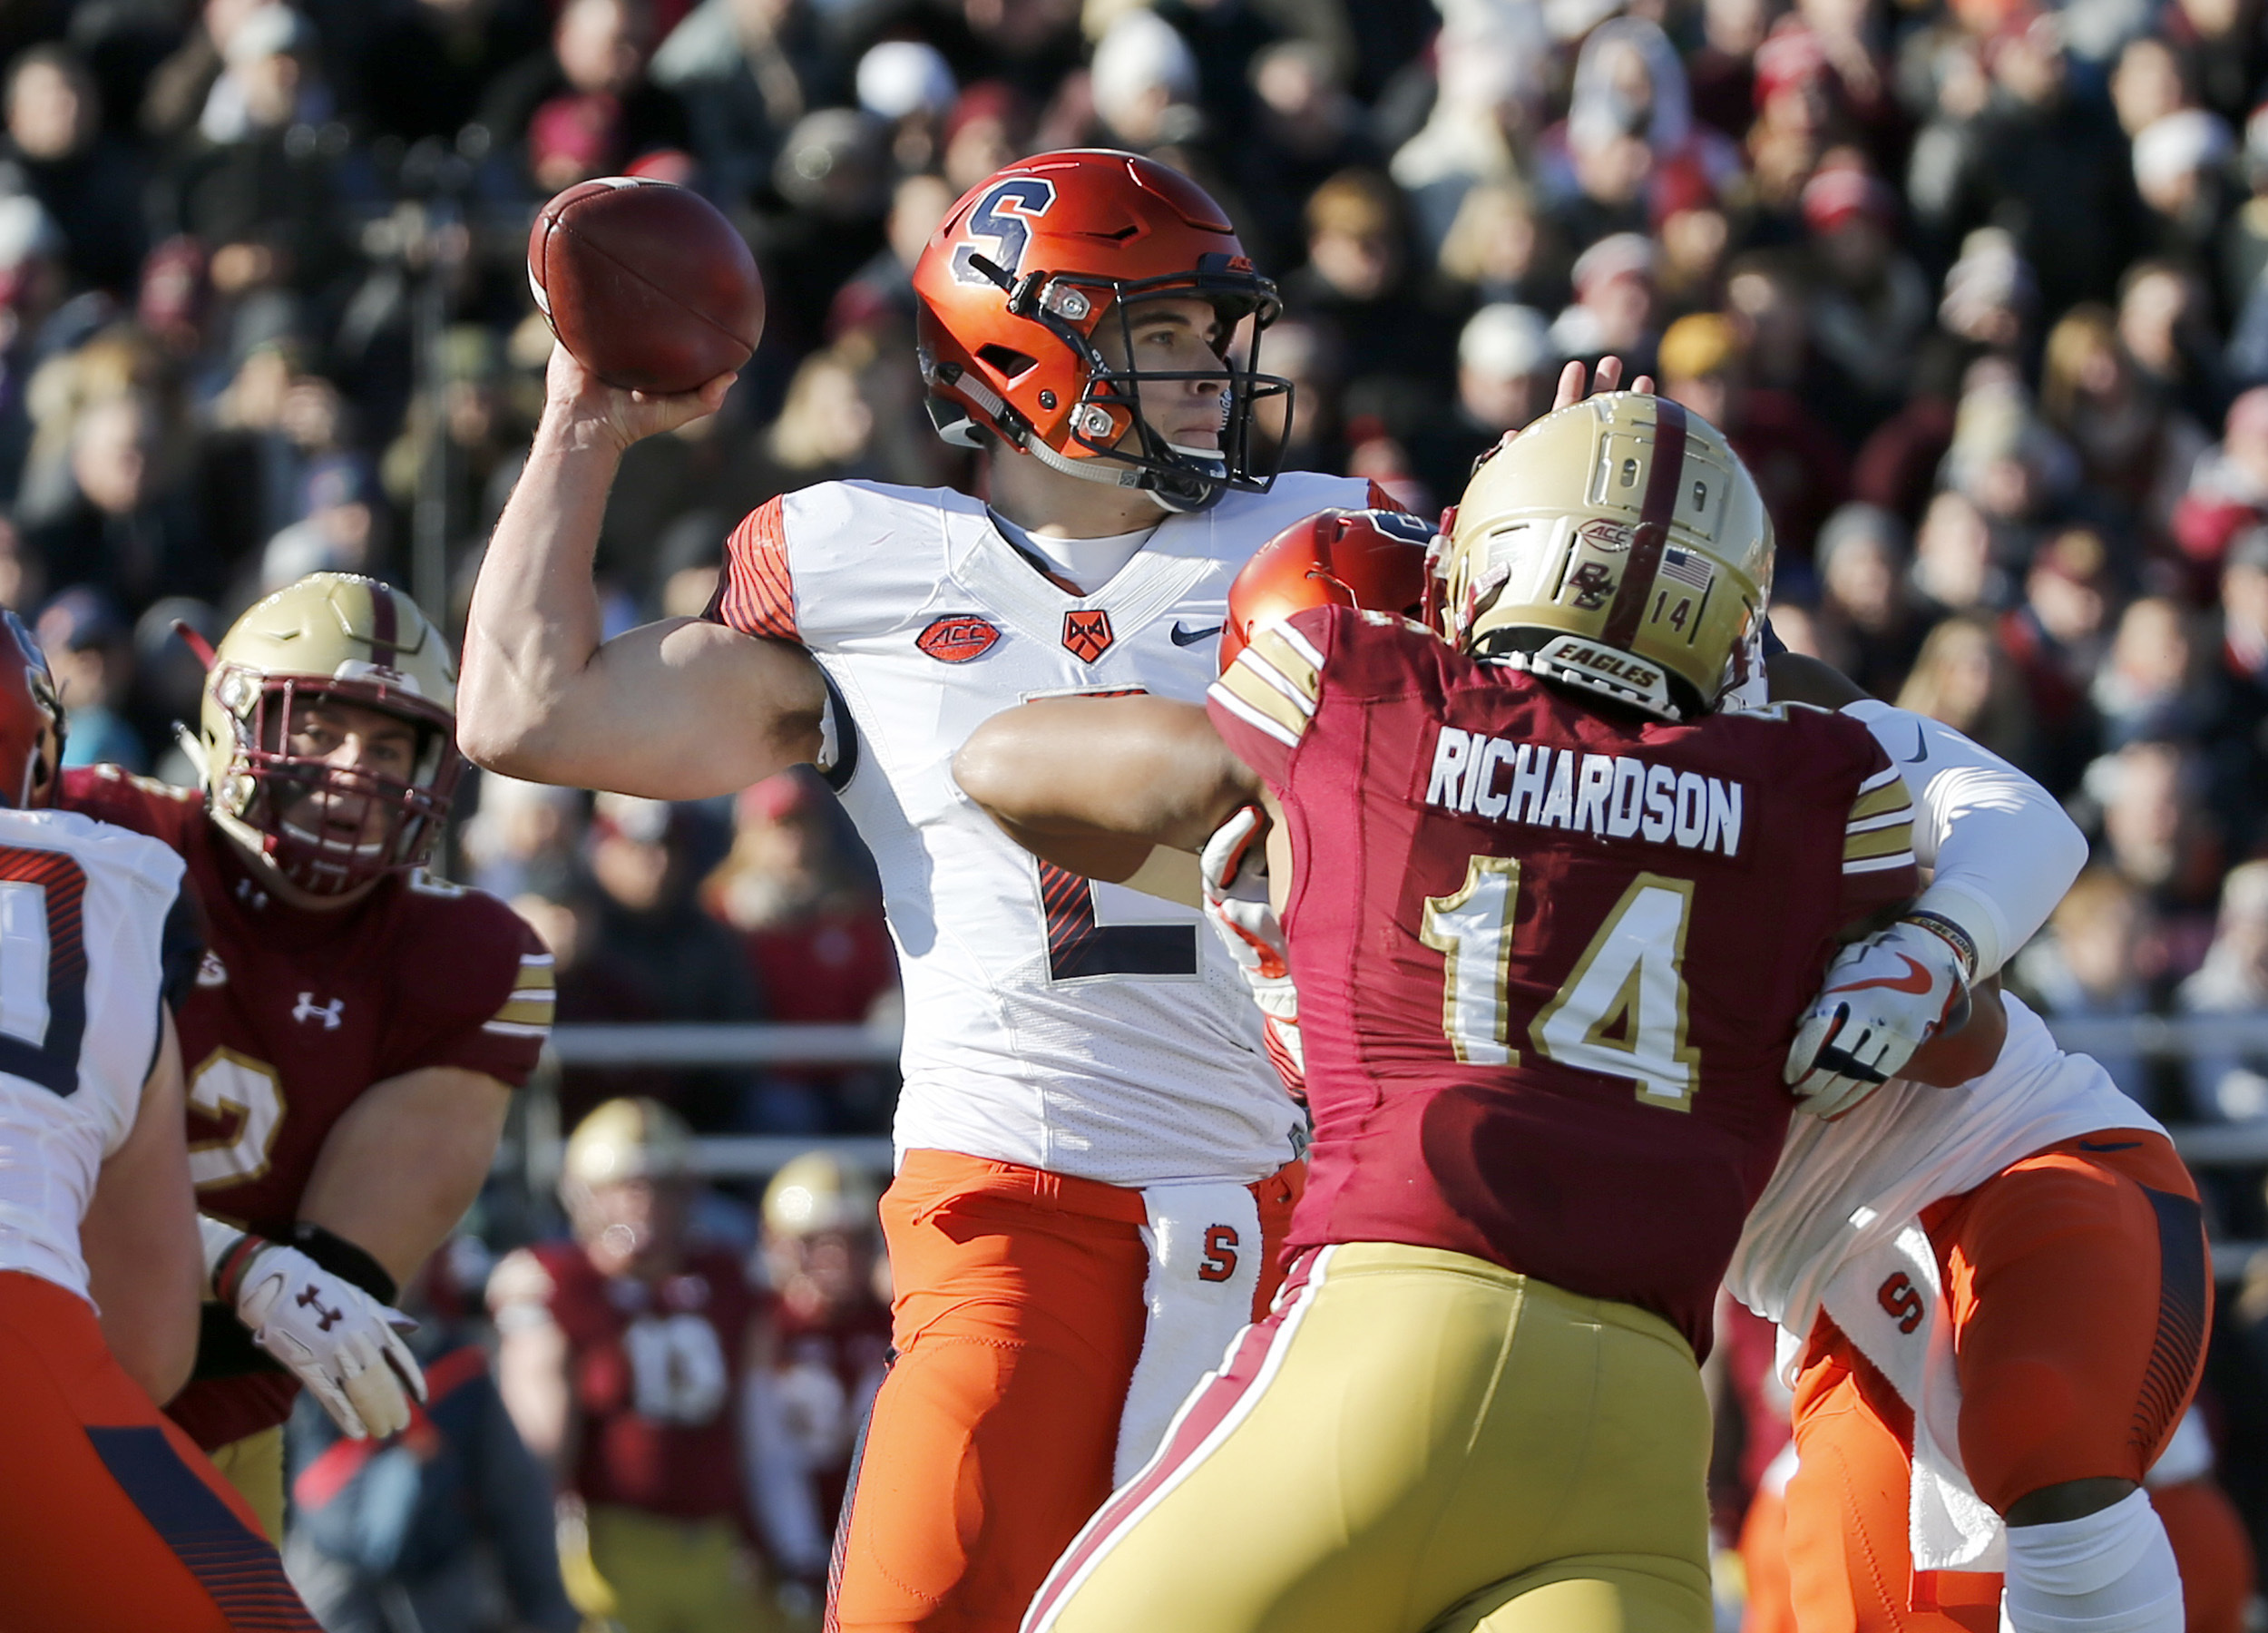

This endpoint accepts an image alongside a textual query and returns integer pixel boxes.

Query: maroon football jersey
[61,766,552,1446]
[1207,608,1918,1354]
[530,1242,758,1521]
[765,1293,892,1527]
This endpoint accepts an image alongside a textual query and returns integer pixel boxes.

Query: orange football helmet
[1220,508,1436,669]
[913,149,1290,513]
[0,611,61,809]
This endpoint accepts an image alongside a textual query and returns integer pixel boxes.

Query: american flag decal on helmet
[1658,548,1714,592]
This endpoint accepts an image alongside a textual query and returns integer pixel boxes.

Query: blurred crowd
[24,0,2268,1618]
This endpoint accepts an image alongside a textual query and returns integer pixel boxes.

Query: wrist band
[210,1229,269,1307]
[1901,909,1979,983]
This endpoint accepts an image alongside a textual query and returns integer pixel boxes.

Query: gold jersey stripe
[1217,661,1315,743]
[1857,763,1905,793]
[1848,780,1912,823]
[1242,624,1323,704]
[1844,821,1916,862]
[511,967,556,995]
[492,997,555,1026]
[1845,804,1916,836]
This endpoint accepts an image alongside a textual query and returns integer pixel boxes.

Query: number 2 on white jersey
[1422,859,1700,1109]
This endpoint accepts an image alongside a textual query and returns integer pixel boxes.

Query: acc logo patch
[1061,609,1115,663]
[916,615,1002,663]
[1577,517,1635,552]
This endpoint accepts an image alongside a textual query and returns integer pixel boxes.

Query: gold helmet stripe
[1600,396,1689,651]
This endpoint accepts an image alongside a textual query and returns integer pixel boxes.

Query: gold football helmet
[1434,393,1773,719]
[562,1097,695,1188]
[198,572,460,895]
[762,1151,881,1238]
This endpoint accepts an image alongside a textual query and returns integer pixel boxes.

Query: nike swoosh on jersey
[1826,953,1936,996]
[2077,1139,2143,1152]
[1170,622,1224,646]
[1905,724,1930,763]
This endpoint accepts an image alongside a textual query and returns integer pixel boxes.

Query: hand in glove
[219,1237,425,1438]
[1784,916,1973,1120]
[1200,805,1305,1099]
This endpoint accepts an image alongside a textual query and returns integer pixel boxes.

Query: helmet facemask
[207,667,461,897]
[925,258,1294,514]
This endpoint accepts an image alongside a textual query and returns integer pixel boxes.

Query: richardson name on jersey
[1423,725,1745,857]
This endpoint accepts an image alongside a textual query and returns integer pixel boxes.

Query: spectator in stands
[482,0,689,187]
[2213,526,2268,848]
[2133,105,2237,264]
[20,386,210,607]
[2040,303,2207,547]
[1911,485,2009,615]
[464,775,587,905]
[855,40,956,176]
[650,0,840,209]
[1804,161,1932,433]
[1549,230,1661,380]
[2013,866,2163,1107]
[2095,594,2219,746]
[1408,302,1554,508]
[1658,311,1850,562]
[1897,609,2039,768]
[37,583,141,770]
[1,45,147,298]
[2122,257,2230,431]
[2176,384,2268,586]
[2180,861,2268,1119]
[704,770,896,1133]
[1285,167,1460,397]
[1227,43,1376,269]
[2090,737,2227,974]
[1814,500,1929,694]
[585,794,765,1129]
[2001,524,2120,790]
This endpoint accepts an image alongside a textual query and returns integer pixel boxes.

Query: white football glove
[229,1242,425,1439]
[1200,806,1306,1098]
[1784,917,1973,1120]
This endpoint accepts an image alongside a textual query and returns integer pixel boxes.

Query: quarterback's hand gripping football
[1784,917,1974,1120]
[1199,806,1305,1090]
[223,1240,425,1439]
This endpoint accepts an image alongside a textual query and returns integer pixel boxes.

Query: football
[527,178,766,395]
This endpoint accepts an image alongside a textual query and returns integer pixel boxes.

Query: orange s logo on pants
[1199,1227,1239,1283]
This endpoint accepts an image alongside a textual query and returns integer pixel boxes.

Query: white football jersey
[0,807,185,1303]
[712,474,1377,1185]
[1725,993,2161,1346]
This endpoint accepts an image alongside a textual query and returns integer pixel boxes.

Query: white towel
[1817,1219,2006,1574]
[1111,1180,1263,1486]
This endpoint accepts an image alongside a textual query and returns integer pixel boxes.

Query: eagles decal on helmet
[912,149,1291,514]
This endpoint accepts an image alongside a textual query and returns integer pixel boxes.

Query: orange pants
[829,1149,1302,1633]
[0,1269,318,1632]
[1774,1131,2212,1632]
[1743,1470,2254,1633]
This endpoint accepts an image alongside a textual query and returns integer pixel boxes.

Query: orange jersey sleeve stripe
[716,496,798,642]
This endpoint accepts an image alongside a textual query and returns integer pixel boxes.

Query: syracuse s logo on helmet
[951,178,1058,288]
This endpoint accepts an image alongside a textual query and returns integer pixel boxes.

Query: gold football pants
[1023,1241,1715,1633]
[209,1423,287,1544]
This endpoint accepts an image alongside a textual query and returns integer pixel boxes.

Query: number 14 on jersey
[1421,856,1700,1110]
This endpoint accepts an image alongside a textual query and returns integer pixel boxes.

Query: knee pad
[2002,1489,2182,1633]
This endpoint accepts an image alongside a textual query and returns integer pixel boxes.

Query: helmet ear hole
[975,344,1038,379]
